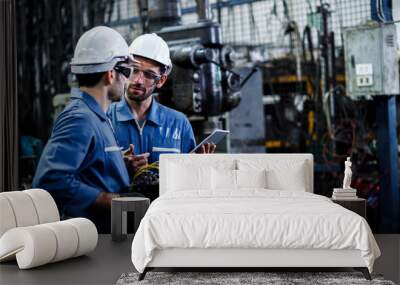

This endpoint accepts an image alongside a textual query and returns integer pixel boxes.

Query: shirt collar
[147,97,162,126]
[71,89,108,121]
[116,96,162,126]
[115,96,135,122]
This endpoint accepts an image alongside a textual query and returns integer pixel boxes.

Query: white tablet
[190,129,230,153]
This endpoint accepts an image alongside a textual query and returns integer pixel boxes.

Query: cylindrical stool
[111,197,150,242]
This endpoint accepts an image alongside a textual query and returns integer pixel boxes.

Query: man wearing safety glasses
[107,33,215,200]
[33,26,135,233]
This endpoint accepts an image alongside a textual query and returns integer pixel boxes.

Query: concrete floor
[0,234,399,285]
[0,235,134,285]
[373,234,400,284]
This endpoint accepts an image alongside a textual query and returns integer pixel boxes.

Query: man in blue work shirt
[107,34,215,198]
[33,26,135,233]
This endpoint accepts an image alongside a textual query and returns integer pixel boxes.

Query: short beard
[108,88,123,102]
[126,84,155,103]
[108,77,124,101]
[129,91,152,103]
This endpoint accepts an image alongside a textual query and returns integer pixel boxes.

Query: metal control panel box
[344,23,399,97]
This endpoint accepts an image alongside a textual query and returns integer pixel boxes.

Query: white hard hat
[71,26,132,74]
[129,33,172,74]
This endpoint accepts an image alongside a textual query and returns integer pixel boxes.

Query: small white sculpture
[342,157,353,189]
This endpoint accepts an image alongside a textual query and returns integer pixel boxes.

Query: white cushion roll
[1,191,39,227]
[42,221,79,262]
[0,189,97,269]
[0,226,57,269]
[23,189,60,223]
[65,218,98,257]
[0,196,17,238]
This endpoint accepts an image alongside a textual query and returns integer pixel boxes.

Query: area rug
[116,271,396,285]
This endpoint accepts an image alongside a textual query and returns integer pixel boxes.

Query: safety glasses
[131,67,161,82]
[114,65,134,79]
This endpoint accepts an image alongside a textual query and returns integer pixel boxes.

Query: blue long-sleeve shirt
[32,91,130,219]
[107,96,196,164]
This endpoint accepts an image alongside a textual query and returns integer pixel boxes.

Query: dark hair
[134,55,168,75]
[76,72,106,87]
[150,61,168,74]
[159,65,168,75]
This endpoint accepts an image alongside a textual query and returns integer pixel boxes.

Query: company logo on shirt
[159,127,181,140]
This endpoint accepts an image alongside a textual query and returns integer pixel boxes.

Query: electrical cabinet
[344,22,399,97]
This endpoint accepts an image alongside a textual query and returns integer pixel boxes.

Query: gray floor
[373,235,400,284]
[0,235,134,285]
[0,234,399,285]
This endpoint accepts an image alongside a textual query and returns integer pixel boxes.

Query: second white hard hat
[70,26,132,74]
[129,33,172,74]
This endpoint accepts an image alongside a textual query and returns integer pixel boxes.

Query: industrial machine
[158,23,241,116]
[343,22,399,233]
[139,0,243,134]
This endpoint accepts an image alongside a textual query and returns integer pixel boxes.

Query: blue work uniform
[107,96,196,164]
[32,91,130,228]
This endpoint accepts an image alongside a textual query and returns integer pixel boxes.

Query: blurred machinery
[159,25,241,116]
[343,22,399,232]
[139,0,247,139]
[229,67,265,153]
[261,3,342,157]
[260,3,399,232]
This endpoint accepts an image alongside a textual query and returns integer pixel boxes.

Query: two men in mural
[33,26,215,232]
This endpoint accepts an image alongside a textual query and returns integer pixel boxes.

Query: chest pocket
[150,127,182,162]
[151,145,180,164]
[104,146,122,152]
[104,146,124,169]
[104,144,129,184]
[151,146,181,153]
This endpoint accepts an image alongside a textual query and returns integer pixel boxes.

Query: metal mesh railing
[109,0,142,43]
[108,0,371,56]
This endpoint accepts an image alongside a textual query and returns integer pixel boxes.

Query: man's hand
[93,192,120,210]
[123,144,150,173]
[195,142,216,154]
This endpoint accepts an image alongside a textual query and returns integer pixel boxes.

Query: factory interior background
[0,1,399,283]
[2,0,398,232]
